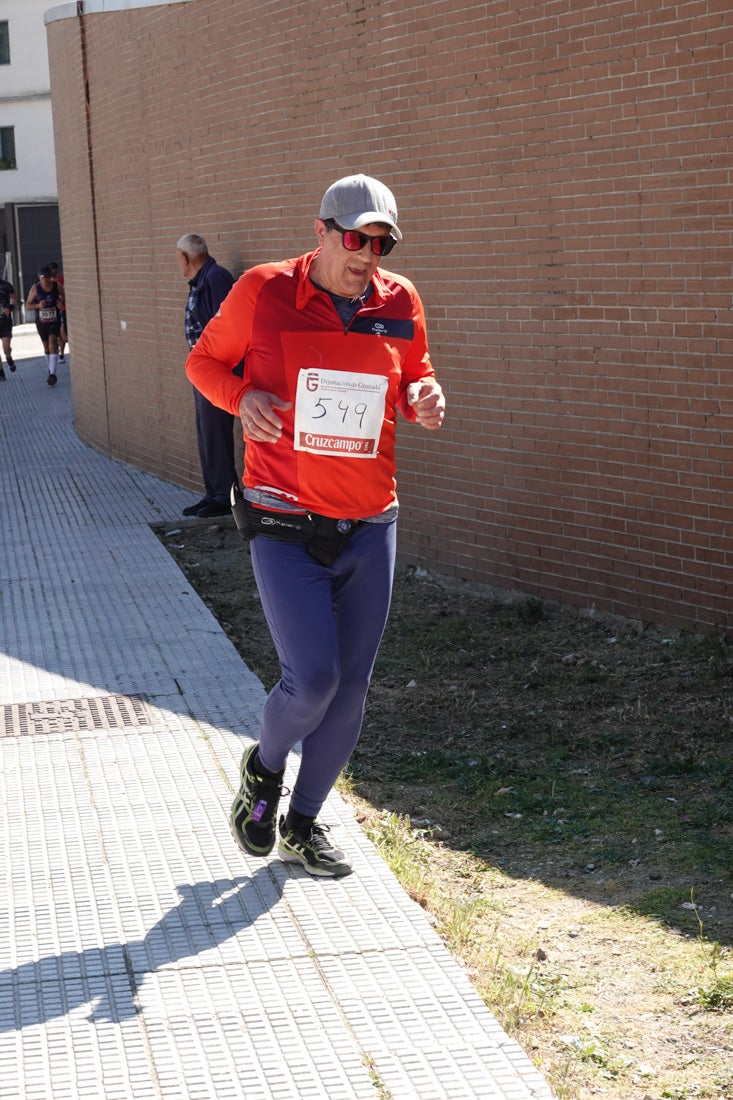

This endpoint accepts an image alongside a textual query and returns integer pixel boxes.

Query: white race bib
[294,368,388,458]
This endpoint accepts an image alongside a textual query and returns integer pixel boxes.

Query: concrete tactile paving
[0,329,555,1098]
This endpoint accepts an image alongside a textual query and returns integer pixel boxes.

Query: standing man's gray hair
[177,233,209,257]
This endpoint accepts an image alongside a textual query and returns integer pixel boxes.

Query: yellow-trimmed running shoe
[278,815,352,878]
[230,744,285,857]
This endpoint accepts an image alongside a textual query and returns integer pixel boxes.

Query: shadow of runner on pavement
[0,869,278,1030]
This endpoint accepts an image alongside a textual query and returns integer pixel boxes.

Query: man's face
[177,249,195,280]
[313,218,391,298]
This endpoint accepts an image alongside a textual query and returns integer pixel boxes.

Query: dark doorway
[14,202,62,302]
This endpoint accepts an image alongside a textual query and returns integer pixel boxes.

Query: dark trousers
[251,520,397,818]
[193,386,237,504]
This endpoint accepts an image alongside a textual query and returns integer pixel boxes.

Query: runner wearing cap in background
[24,266,64,386]
[186,173,445,878]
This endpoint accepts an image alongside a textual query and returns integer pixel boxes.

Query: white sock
[49,354,59,374]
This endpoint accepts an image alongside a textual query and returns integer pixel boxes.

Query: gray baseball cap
[319,174,402,240]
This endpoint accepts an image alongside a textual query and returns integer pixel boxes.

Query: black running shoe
[0,368,5,381]
[6,357,14,372]
[278,815,352,878]
[230,745,285,857]
[47,372,57,386]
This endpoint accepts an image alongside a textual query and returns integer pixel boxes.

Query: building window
[0,128,16,170]
[0,22,9,65]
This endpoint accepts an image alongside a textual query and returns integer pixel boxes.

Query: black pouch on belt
[229,484,362,565]
[230,483,314,543]
[230,483,254,539]
[307,515,363,566]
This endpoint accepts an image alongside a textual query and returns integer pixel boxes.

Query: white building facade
[0,0,60,306]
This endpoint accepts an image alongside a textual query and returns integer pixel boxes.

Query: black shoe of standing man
[196,501,231,518]
[182,497,209,517]
[182,498,230,518]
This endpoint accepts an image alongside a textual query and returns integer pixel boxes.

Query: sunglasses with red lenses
[324,219,397,257]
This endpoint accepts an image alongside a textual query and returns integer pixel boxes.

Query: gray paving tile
[0,329,554,1098]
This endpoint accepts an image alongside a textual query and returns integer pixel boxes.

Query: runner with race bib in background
[25,266,64,387]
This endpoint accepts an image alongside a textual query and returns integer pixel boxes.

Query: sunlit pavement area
[0,325,554,1098]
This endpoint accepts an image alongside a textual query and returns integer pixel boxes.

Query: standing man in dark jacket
[177,233,238,517]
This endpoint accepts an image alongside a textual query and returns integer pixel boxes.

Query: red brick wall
[46,1,733,630]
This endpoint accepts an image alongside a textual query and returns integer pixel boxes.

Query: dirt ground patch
[155,518,733,1100]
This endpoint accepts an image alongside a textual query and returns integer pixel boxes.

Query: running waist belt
[230,484,363,566]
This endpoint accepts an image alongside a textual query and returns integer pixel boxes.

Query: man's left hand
[406,380,446,430]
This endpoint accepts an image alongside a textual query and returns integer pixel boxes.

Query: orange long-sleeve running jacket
[185,248,436,520]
